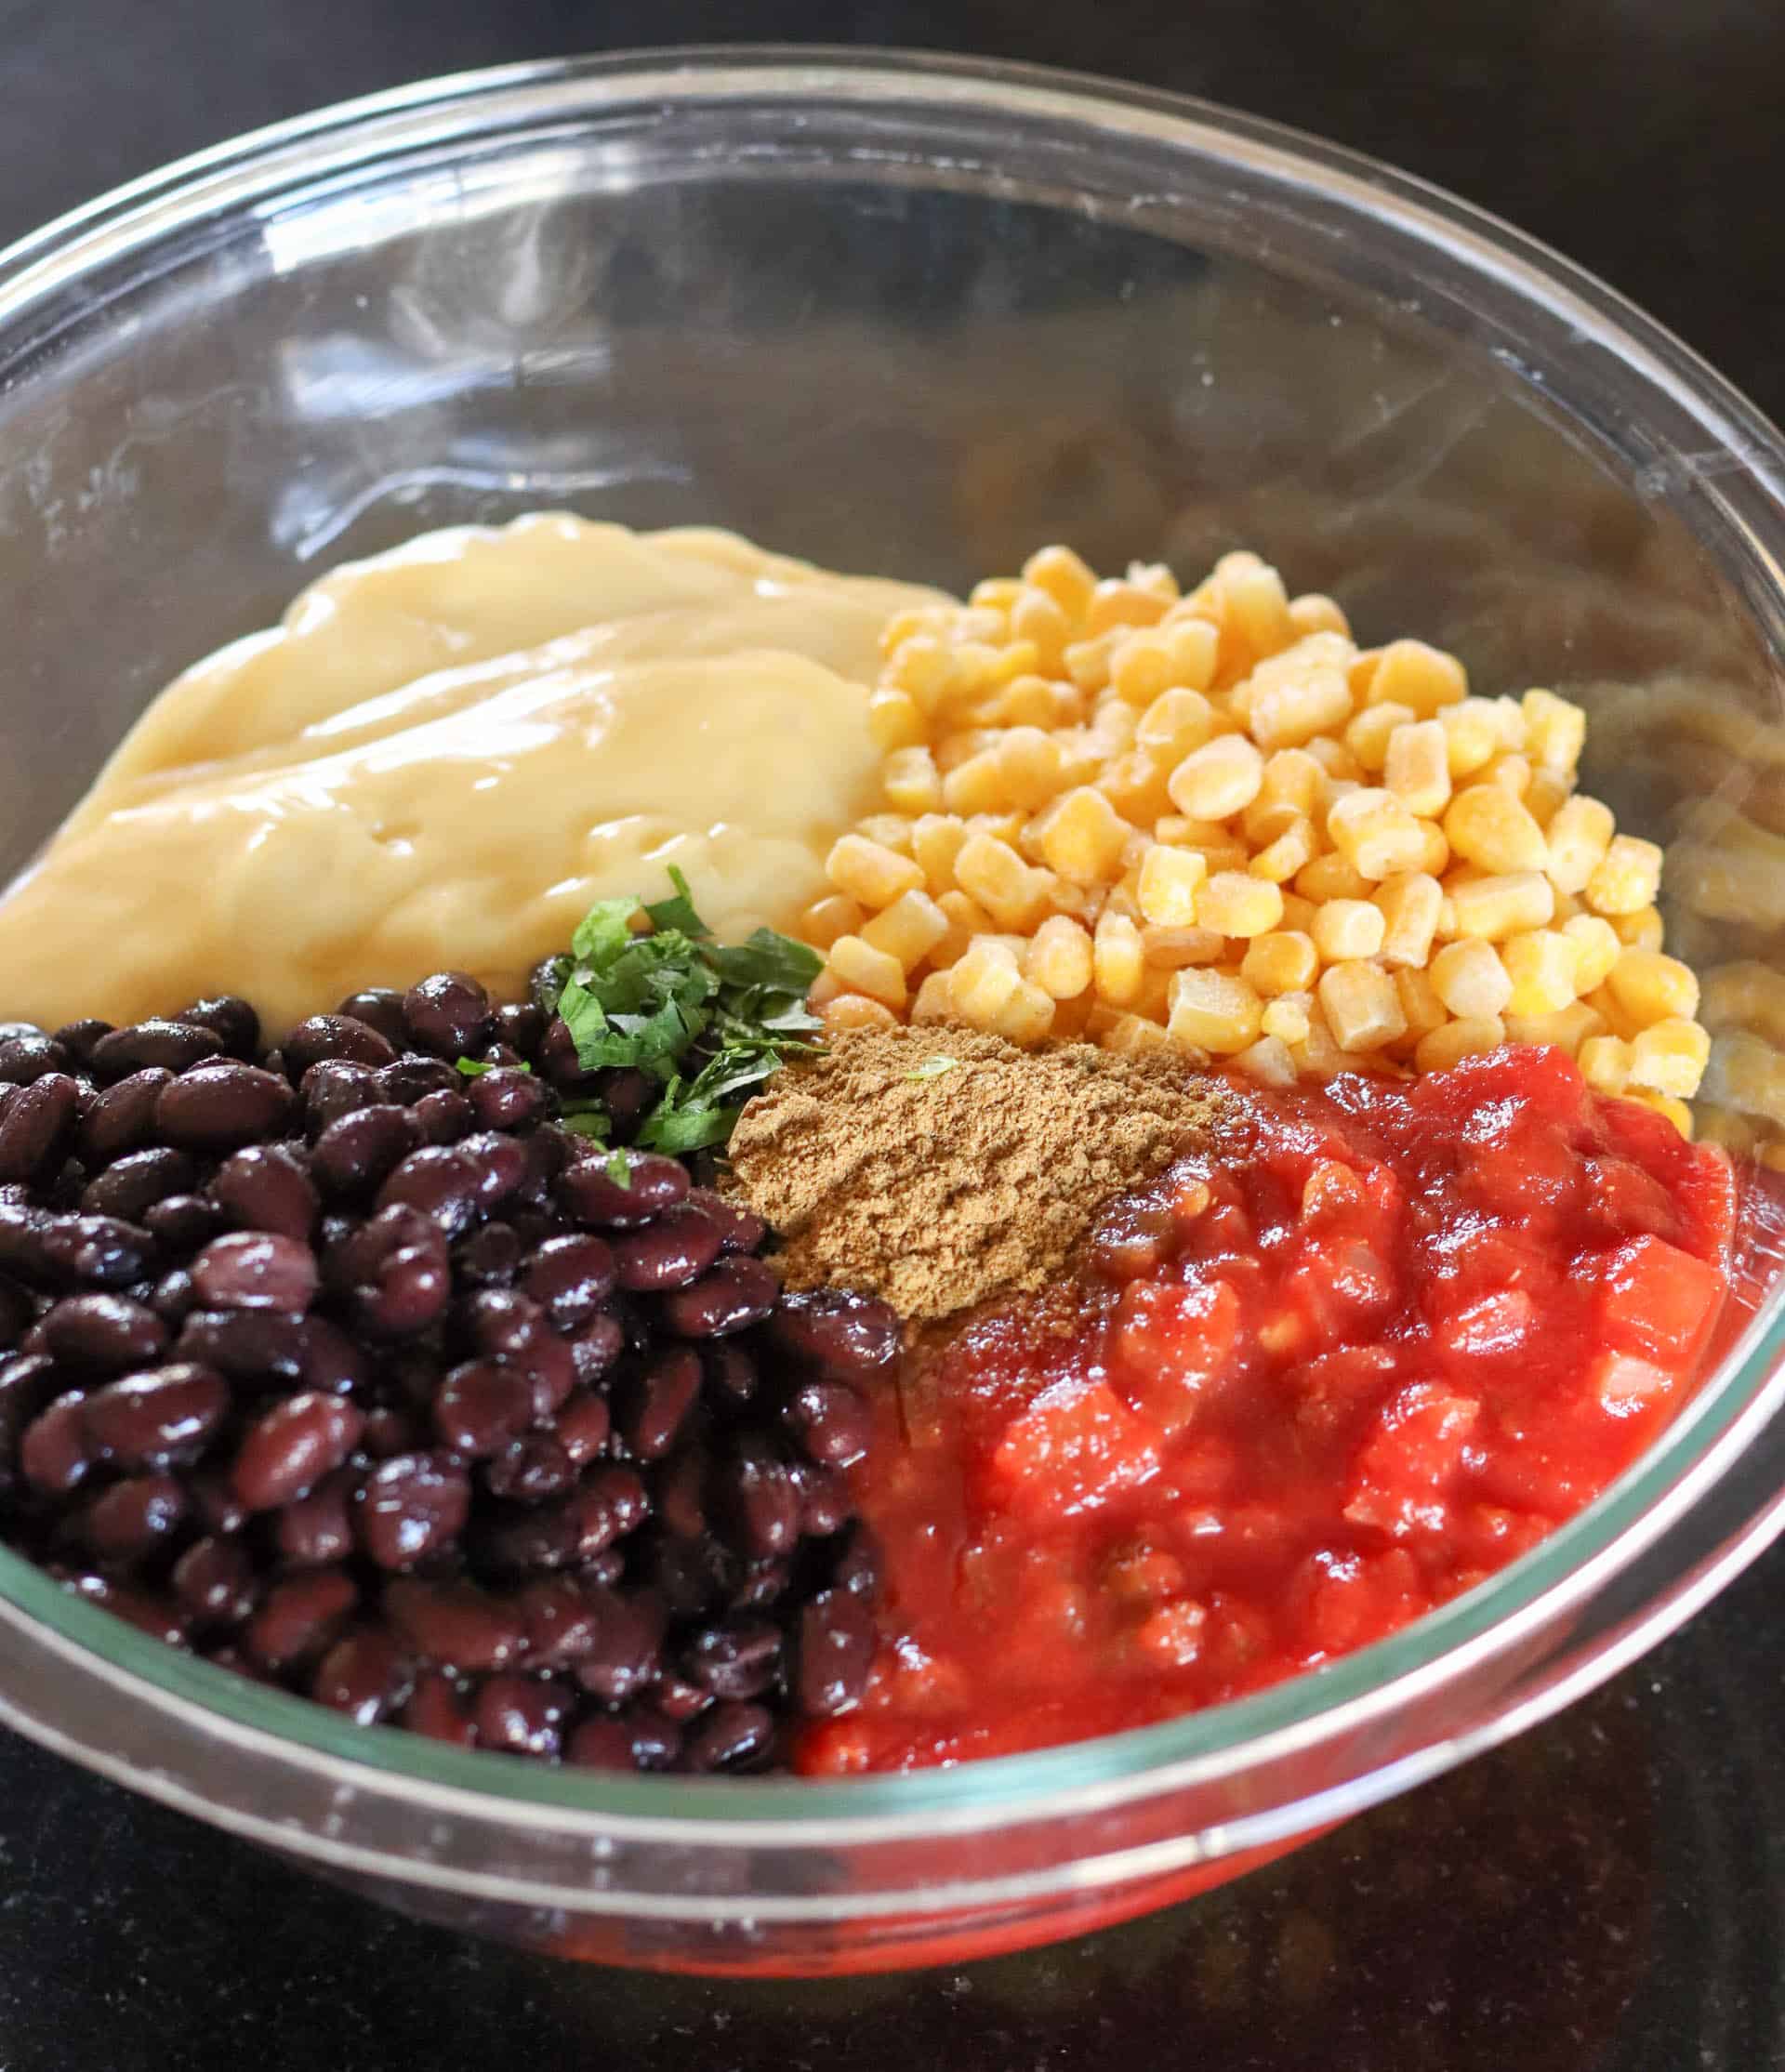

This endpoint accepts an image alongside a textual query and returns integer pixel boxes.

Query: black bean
[52,1020,113,1066]
[0,1034,71,1085]
[63,1572,190,1647]
[335,989,410,1050]
[522,1234,615,1331]
[570,1587,664,1705]
[308,1105,420,1199]
[206,1143,317,1244]
[476,1044,528,1073]
[568,1314,624,1388]
[83,1472,188,1564]
[783,1379,873,1468]
[457,1132,528,1208]
[311,1627,415,1725]
[650,1672,715,1724]
[702,1342,757,1405]
[564,1715,636,1770]
[356,1453,471,1570]
[484,1433,575,1504]
[231,1392,364,1510]
[188,1470,248,1538]
[516,1577,602,1667]
[535,1020,587,1089]
[682,1617,782,1700]
[453,1221,522,1288]
[627,1707,688,1768]
[172,1536,258,1626]
[514,1128,569,1202]
[0,1283,29,1359]
[39,1215,153,1288]
[730,1558,795,1612]
[401,1669,476,1746]
[496,1001,546,1056]
[192,1232,317,1313]
[40,1294,168,1374]
[657,1256,778,1339]
[403,972,494,1059]
[509,1326,574,1420]
[595,1067,655,1141]
[640,1530,735,1621]
[683,1188,765,1255]
[179,996,260,1059]
[275,1465,360,1567]
[831,1523,881,1602]
[0,1353,57,1436]
[658,1448,707,1539]
[299,1060,385,1136]
[283,1014,400,1077]
[769,1288,903,1379]
[473,1674,570,1759]
[298,1315,373,1397]
[459,1287,548,1359]
[384,1577,525,1671]
[796,1588,877,1717]
[377,1056,461,1105]
[681,1700,774,1773]
[466,1066,548,1133]
[81,1146,199,1222]
[83,1363,227,1468]
[434,1359,534,1458]
[177,1308,307,1385]
[710,1439,801,1560]
[791,1461,853,1539]
[79,1068,173,1163]
[613,1206,723,1294]
[155,1062,296,1151]
[565,1464,651,1558]
[245,1568,357,1669]
[555,1391,612,1466]
[142,1193,228,1255]
[0,1074,80,1183]
[359,1405,419,1458]
[376,1146,483,1238]
[413,1089,474,1145]
[554,1151,689,1230]
[90,1019,224,1080]
[475,1503,578,1576]
[615,1347,702,1461]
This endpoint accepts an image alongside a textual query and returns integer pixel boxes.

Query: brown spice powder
[725,1025,1229,1321]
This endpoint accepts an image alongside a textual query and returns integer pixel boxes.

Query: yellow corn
[1501,929,1580,1017]
[1439,698,1504,778]
[1395,966,1448,1042]
[1613,906,1666,952]
[1606,948,1700,1028]
[1542,794,1614,895]
[826,833,924,908]
[1261,991,1315,1045]
[1345,701,1416,774]
[1628,1018,1711,1099]
[1086,577,1169,638]
[1383,719,1452,819]
[1503,1000,1606,1051]
[1374,872,1444,969]
[954,833,1053,930]
[1250,815,1318,883]
[1368,639,1468,715]
[1242,930,1319,997]
[1631,1090,1695,1138]
[1236,1034,1299,1086]
[911,813,971,895]
[828,934,908,1010]
[1136,687,1216,761]
[1415,1017,1507,1071]
[1585,834,1663,917]
[1136,843,1209,926]
[1141,926,1224,969]
[1030,785,1132,884]
[1521,689,1587,774]
[995,726,1066,810]
[946,940,1023,1027]
[1244,636,1355,750]
[909,970,955,1024]
[800,892,865,951]
[883,746,943,814]
[1311,898,1387,963]
[1326,788,1429,878]
[1094,1009,1175,1057]
[822,993,898,1033]
[1197,871,1285,939]
[927,892,989,970]
[866,686,927,751]
[1432,937,1514,1019]
[1579,1034,1633,1095]
[1448,871,1555,941]
[1022,544,1097,624]
[1167,732,1265,820]
[1025,915,1094,998]
[1093,911,1146,1005]
[1317,961,1408,1051]
[1167,968,1264,1055]
[1444,784,1549,874]
[859,890,951,971]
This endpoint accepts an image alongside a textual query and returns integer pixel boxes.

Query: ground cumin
[724,1025,1228,1321]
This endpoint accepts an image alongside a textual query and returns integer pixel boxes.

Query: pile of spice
[725,1025,1230,1321]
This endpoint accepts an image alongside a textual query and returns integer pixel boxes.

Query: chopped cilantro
[604,1147,634,1188]
[906,1054,960,1081]
[456,1057,532,1077]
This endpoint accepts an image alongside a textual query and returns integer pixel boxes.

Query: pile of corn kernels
[800,545,1712,1135]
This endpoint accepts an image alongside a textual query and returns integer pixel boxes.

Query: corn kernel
[1607,948,1699,1028]
[822,993,898,1033]
[925,891,989,970]
[997,674,1078,729]
[1109,632,1175,708]
[909,970,955,1024]
[1631,1090,1695,1138]
[859,889,950,971]
[911,813,970,895]
[1368,872,1441,969]
[1136,843,1209,926]
[988,978,1057,1047]
[1448,871,1555,941]
[857,812,914,855]
[994,726,1066,810]
[1560,913,1620,995]
[1613,906,1665,952]
[1093,911,1146,1006]
[1317,961,1408,1051]
[1503,1000,1606,1051]
[1095,1010,1174,1057]
[1432,937,1514,1019]
[866,686,927,751]
[1213,551,1292,663]
[1326,788,1429,878]
[1414,1017,1507,1071]
[955,832,1053,930]
[886,634,953,709]
[1008,587,1072,668]
[1238,812,1309,881]
[1136,687,1216,761]
[1585,834,1663,916]
[800,892,865,952]
[1236,1035,1299,1086]
[1167,968,1264,1055]
[1288,593,1350,639]
[1395,966,1447,1042]
[1412,820,1450,876]
[1443,784,1548,874]
[947,940,1023,1027]
[1290,1002,1349,1078]
[1243,930,1318,996]
[1025,915,1095,998]
[1522,689,1587,774]
[1097,748,1174,824]
[1345,701,1416,774]
[1369,638,1468,715]
[1261,992,1314,1045]
[941,748,1012,815]
[1310,899,1386,963]
[1086,578,1169,638]
[1628,1018,1711,1099]
[1031,785,1132,884]
[1542,794,1614,895]
[1023,544,1097,626]
[1305,734,1366,784]
[805,968,842,1012]
[1383,719,1452,819]
[1524,769,1572,830]
[1141,926,1225,969]
[883,746,942,814]
[1579,1034,1633,1095]
[1439,698,1504,778]
[1295,851,1373,903]
[1501,929,1580,1017]
[828,934,908,1010]
[1244,636,1355,750]
[826,833,924,908]
[1167,732,1265,821]
[1064,632,1118,693]
[1197,871,1285,939]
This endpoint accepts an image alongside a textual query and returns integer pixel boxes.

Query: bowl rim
[2,43,1784,1847]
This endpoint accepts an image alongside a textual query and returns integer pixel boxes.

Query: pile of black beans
[0,972,899,1774]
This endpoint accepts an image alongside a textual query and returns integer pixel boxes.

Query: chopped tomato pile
[798,1046,1736,1774]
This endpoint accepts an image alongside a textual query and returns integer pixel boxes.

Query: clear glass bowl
[1,48,1783,1977]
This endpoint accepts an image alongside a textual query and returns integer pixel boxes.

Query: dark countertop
[3,5,1784,2067]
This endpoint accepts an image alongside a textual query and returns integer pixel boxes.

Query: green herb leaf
[559,1109,610,1141]
[570,898,642,966]
[642,866,711,939]
[906,1053,960,1081]
[604,1148,634,1188]
[707,928,824,993]
[456,1057,533,1077]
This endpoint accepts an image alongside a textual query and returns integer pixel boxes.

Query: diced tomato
[981,1377,1161,1520]
[1588,1348,1677,1420]
[1593,1234,1726,1366]
[1343,1382,1482,1538]
[1111,1277,1241,1432]
[1295,1546,1427,1656]
[1432,1287,1534,1360]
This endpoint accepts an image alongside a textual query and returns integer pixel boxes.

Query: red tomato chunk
[798,1047,1737,1775]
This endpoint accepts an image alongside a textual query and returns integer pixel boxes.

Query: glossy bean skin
[231,1393,364,1511]
[356,1453,471,1570]
[82,1364,227,1468]
[155,1063,295,1151]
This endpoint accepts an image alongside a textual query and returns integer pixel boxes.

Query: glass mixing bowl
[1,48,1783,1978]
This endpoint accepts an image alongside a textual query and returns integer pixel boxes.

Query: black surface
[2,4,1784,2067]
